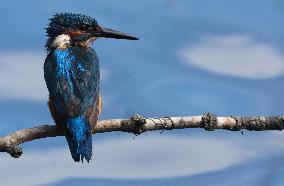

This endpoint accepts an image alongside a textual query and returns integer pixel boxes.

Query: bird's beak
[92,27,138,40]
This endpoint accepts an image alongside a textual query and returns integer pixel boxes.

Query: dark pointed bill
[93,27,138,40]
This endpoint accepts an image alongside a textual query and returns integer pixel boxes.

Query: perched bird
[44,13,138,162]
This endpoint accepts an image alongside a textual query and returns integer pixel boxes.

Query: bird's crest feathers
[49,13,98,28]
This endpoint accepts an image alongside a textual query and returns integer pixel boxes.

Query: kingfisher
[44,13,138,162]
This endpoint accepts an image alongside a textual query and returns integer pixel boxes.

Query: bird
[44,13,138,162]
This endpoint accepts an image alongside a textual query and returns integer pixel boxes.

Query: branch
[1,113,284,158]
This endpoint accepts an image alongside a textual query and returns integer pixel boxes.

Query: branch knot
[130,114,146,135]
[202,112,217,131]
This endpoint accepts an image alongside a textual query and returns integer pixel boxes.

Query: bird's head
[45,13,138,50]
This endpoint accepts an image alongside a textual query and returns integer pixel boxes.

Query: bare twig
[1,113,284,158]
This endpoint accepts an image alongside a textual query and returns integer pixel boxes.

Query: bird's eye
[80,24,89,30]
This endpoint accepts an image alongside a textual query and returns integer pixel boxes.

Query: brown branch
[1,113,284,158]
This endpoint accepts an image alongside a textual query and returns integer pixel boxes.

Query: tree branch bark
[1,113,284,158]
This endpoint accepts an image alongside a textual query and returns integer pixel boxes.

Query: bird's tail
[65,116,92,162]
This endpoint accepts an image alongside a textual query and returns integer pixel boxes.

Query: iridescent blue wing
[44,47,100,118]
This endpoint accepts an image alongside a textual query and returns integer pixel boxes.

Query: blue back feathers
[45,47,99,117]
[44,47,100,162]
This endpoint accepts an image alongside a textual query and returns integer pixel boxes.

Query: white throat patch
[51,34,71,49]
